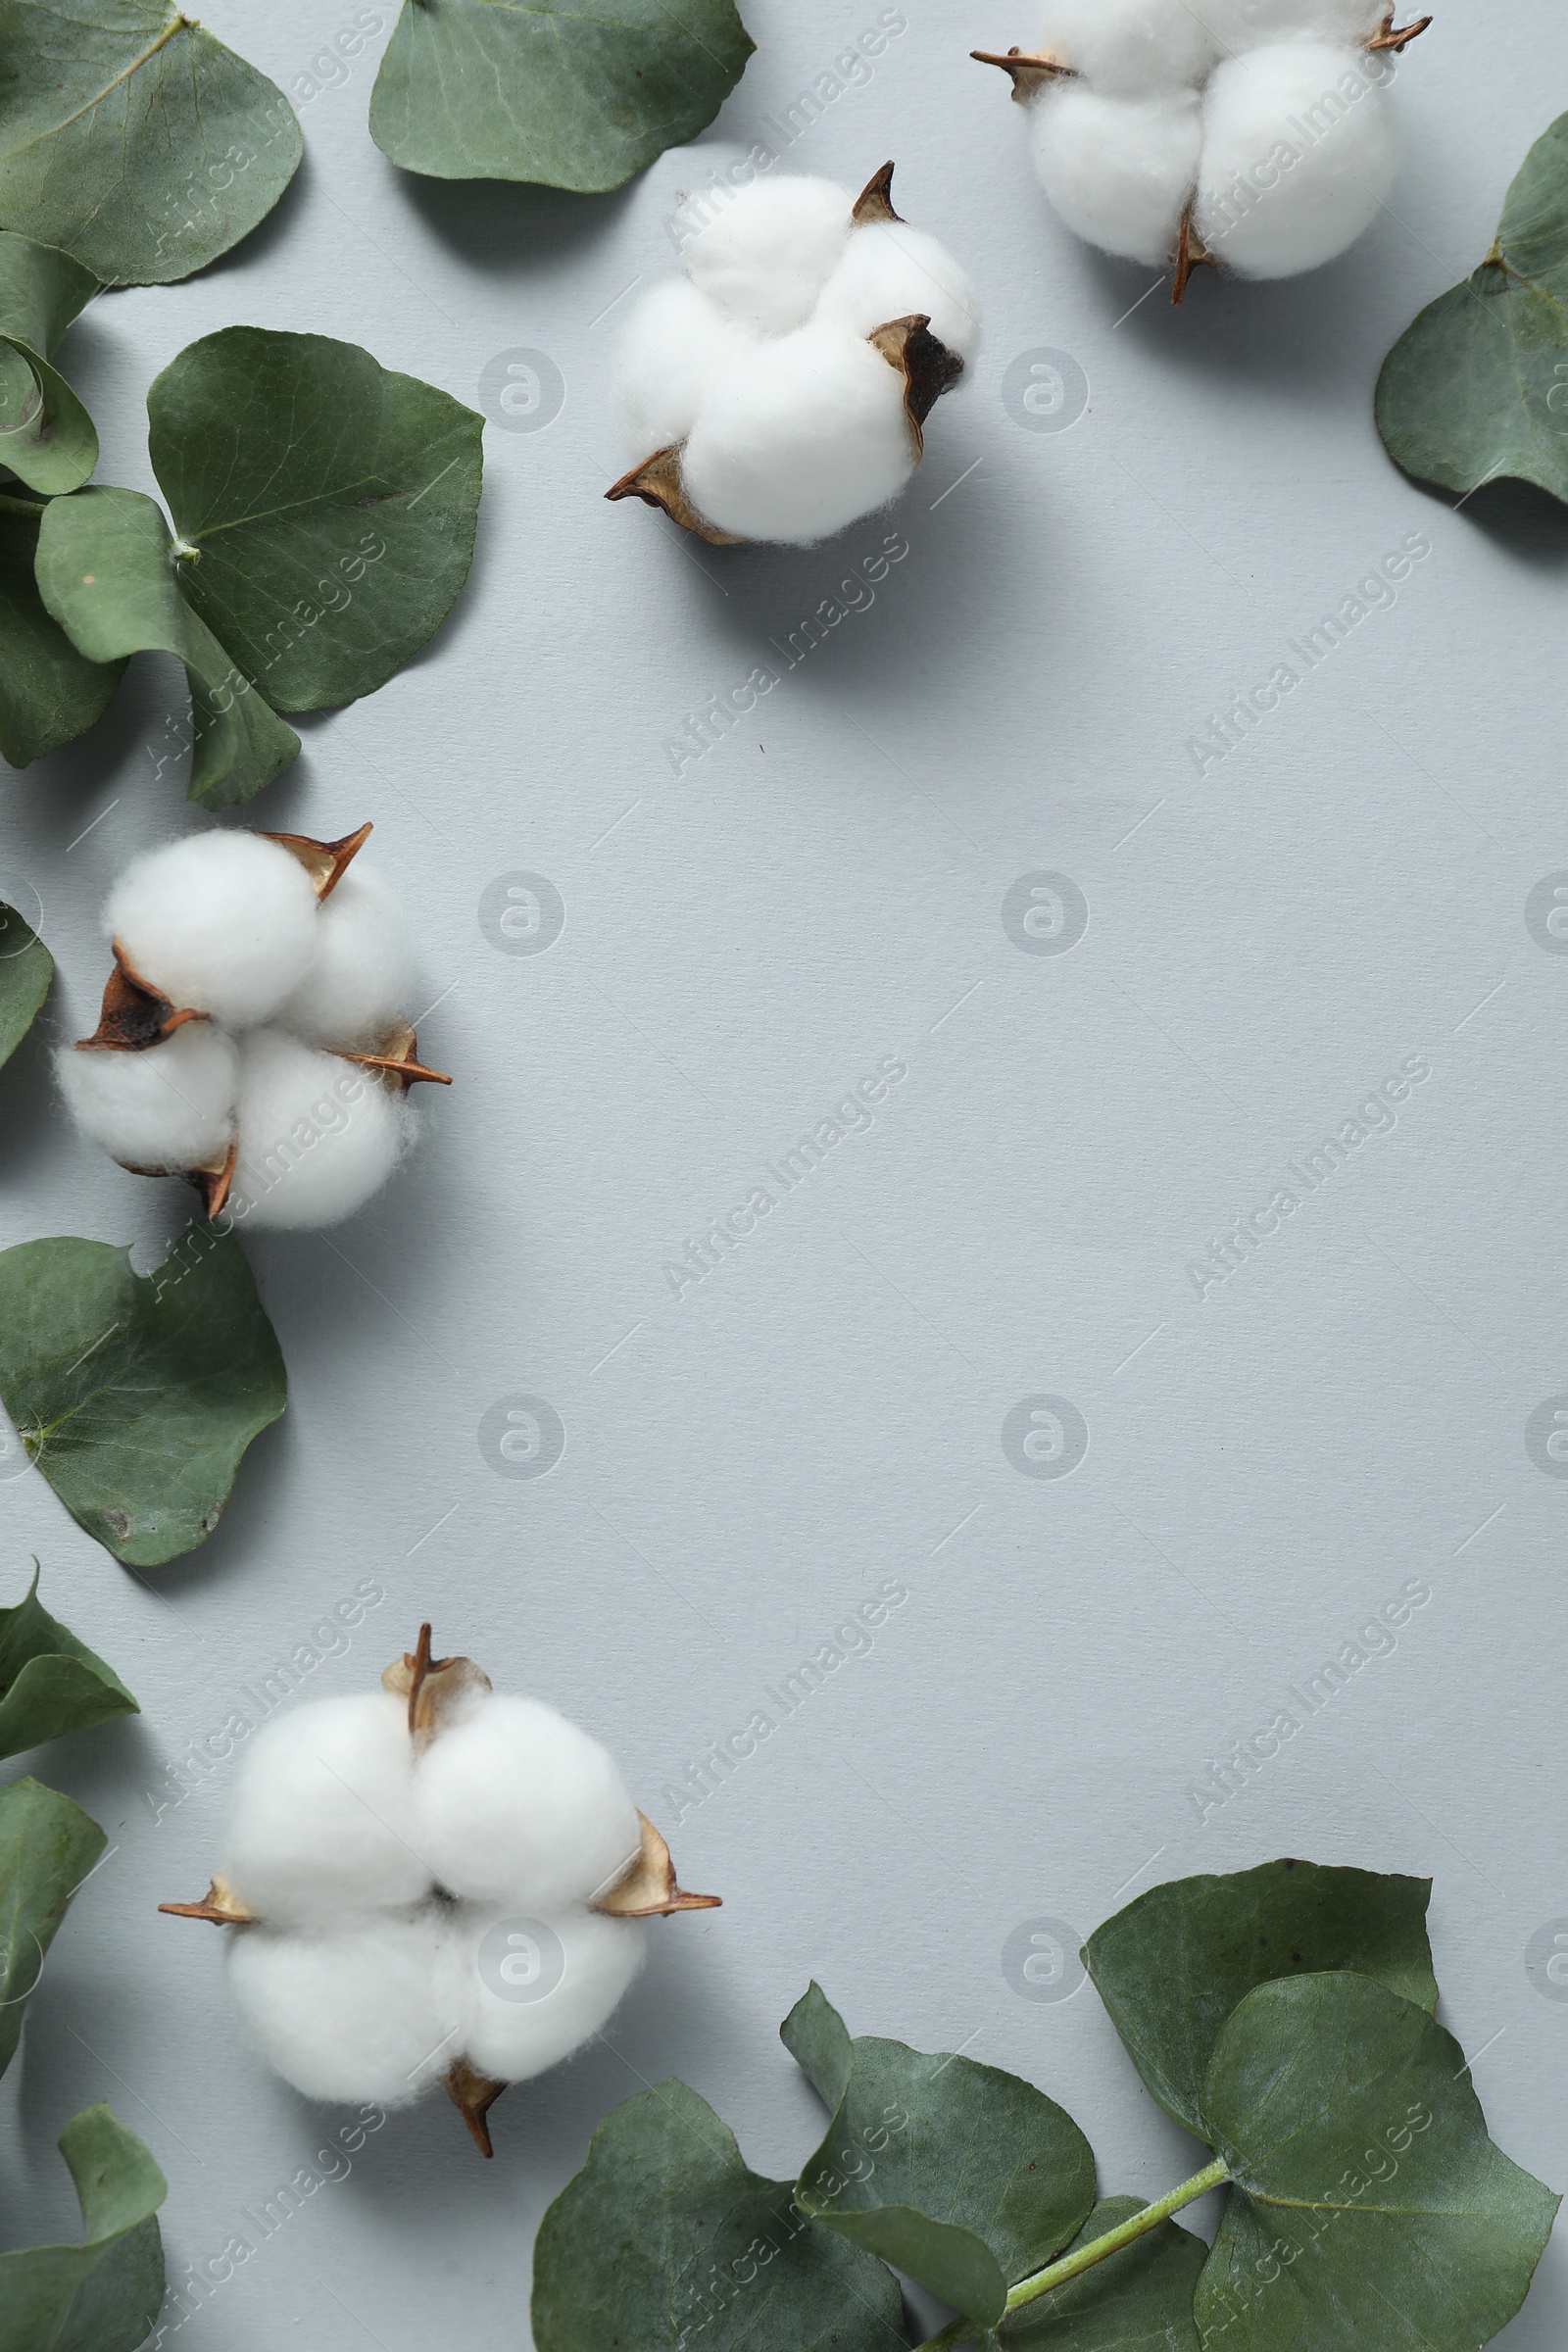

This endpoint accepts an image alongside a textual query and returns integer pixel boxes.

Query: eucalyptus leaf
[34,485,300,808]
[1377,111,1568,505]
[792,1993,1097,2329]
[781,1980,856,2112]
[998,2197,1205,2352]
[0,499,122,768]
[0,1233,287,1567]
[1196,1974,1560,2352]
[369,0,756,191]
[0,2103,166,2352]
[147,327,485,711]
[0,899,52,1073]
[0,4,302,287]
[0,231,98,496]
[0,1778,106,2080]
[531,2078,908,2352]
[1084,1859,1436,2139]
[0,1565,138,1762]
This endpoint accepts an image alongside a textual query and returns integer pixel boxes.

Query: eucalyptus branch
[921,2158,1232,2351]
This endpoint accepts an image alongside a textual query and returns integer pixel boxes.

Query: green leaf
[0,1778,106,2080]
[369,0,756,192]
[0,3,302,287]
[0,1565,138,1761]
[0,231,98,494]
[1196,1974,1560,2352]
[0,499,122,767]
[1084,1859,1436,2139]
[531,2079,908,2352]
[1377,111,1568,504]
[794,2017,1097,2329]
[999,2197,1206,2352]
[0,1232,287,1567]
[0,899,52,1072]
[0,2103,167,2352]
[147,326,485,712]
[781,1981,856,2112]
[35,485,300,808]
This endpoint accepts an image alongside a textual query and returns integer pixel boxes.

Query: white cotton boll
[222,1693,430,1926]
[681,325,915,545]
[227,1030,412,1233]
[1194,42,1396,278]
[813,220,984,366]
[104,832,318,1026]
[437,1906,645,2086]
[1203,0,1386,52]
[1035,0,1217,90]
[275,868,416,1053]
[56,1025,237,1172]
[1031,81,1203,267]
[414,1695,641,1913]
[612,278,755,462]
[676,175,853,335]
[226,1911,453,2107]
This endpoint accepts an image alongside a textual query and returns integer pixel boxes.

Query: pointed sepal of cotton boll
[224,1909,456,2108]
[593,1812,723,1919]
[159,1874,257,1927]
[971,46,1077,101]
[103,830,322,1029]
[258,819,374,902]
[383,1620,494,1747]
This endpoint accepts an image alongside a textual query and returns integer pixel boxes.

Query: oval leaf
[0,231,98,494]
[1197,1974,1560,2352]
[1084,1859,1436,2139]
[532,2078,907,2352]
[999,2196,1206,2352]
[0,2103,167,2352]
[369,0,755,190]
[795,2019,1097,2329]
[0,1565,138,1761]
[0,899,52,1073]
[0,1233,287,1567]
[0,5,302,286]
[35,485,300,808]
[781,1981,856,2113]
[1377,111,1568,504]
[0,1778,106,2080]
[146,326,485,713]
[0,499,122,769]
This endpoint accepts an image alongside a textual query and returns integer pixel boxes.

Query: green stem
[921,2157,1231,2352]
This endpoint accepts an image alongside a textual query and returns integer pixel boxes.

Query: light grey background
[3,2,1567,2344]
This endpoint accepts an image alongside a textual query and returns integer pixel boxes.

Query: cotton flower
[162,1628,719,2154]
[975,3,1430,298]
[58,821,449,1229]
[609,164,980,546]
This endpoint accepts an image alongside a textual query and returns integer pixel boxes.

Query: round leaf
[1198,1974,1561,2352]
[1084,1859,1436,2139]
[532,2079,907,2352]
[0,1564,138,1762]
[0,1233,287,1567]
[0,4,302,286]
[0,1778,106,2081]
[796,2029,1097,2329]
[0,500,122,769]
[1377,111,1568,504]
[0,899,52,1073]
[34,485,299,808]
[369,0,756,191]
[146,327,485,713]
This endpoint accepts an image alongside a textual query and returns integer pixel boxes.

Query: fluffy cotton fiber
[63,825,432,1232]
[55,1024,237,1172]
[213,1676,661,2116]
[1009,0,1404,282]
[227,1031,413,1233]
[614,173,980,545]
